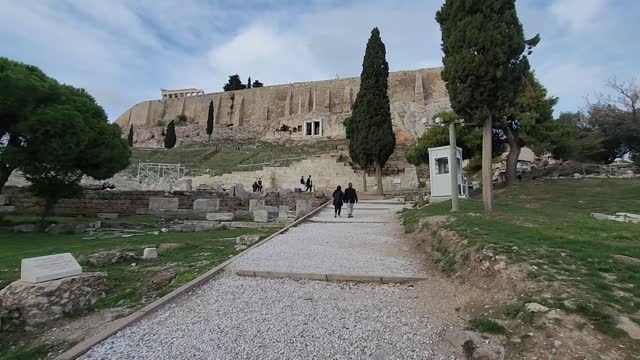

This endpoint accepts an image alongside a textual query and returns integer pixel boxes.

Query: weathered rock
[0,205,15,214]
[45,223,87,235]
[545,309,565,321]
[205,212,234,221]
[181,220,226,231]
[0,273,106,329]
[249,199,265,212]
[525,302,550,313]
[97,213,119,220]
[143,248,158,260]
[145,271,177,291]
[253,209,269,223]
[21,253,83,283]
[148,197,179,209]
[158,243,180,253]
[193,198,220,211]
[160,227,169,233]
[236,235,261,245]
[87,250,136,266]
[0,194,8,205]
[471,345,505,360]
[13,224,37,233]
[617,316,640,340]
[234,244,248,251]
[296,199,313,218]
[230,184,250,199]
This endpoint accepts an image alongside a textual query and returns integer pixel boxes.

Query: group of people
[331,182,358,218]
[251,178,263,193]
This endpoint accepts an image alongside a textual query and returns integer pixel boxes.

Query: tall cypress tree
[247,77,252,89]
[348,27,395,195]
[127,124,134,147]
[164,120,176,149]
[436,0,538,212]
[206,100,214,142]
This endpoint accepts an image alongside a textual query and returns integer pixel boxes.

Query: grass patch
[129,140,341,176]
[467,318,507,335]
[402,179,640,339]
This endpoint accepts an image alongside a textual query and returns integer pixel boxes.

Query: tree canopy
[206,100,214,142]
[164,120,177,149]
[0,58,130,218]
[223,74,246,91]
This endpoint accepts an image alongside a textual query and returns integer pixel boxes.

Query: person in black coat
[305,175,313,192]
[332,185,344,218]
[343,182,358,218]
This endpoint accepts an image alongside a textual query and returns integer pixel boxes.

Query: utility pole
[449,121,459,212]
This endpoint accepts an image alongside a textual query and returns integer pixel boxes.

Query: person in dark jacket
[343,182,358,218]
[305,175,313,192]
[252,181,259,193]
[332,185,344,217]
[300,176,305,186]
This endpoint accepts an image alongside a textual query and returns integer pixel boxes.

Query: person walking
[257,178,263,193]
[332,185,344,218]
[343,182,358,218]
[252,181,259,193]
[305,175,313,192]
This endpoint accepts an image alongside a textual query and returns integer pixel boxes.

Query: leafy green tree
[164,120,177,148]
[223,74,246,91]
[0,57,59,191]
[247,77,252,89]
[436,0,538,211]
[348,27,395,195]
[495,72,557,184]
[17,85,130,221]
[127,124,134,147]
[252,80,264,88]
[207,100,214,142]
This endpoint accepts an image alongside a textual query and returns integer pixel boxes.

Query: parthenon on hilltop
[116,67,451,147]
[161,88,205,99]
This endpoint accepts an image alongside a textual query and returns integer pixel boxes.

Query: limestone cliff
[115,67,451,147]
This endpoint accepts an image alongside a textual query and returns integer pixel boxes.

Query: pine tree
[223,74,246,91]
[347,27,395,195]
[206,100,214,142]
[164,120,176,149]
[436,0,538,212]
[247,77,252,89]
[127,124,134,147]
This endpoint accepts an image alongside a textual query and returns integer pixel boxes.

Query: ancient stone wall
[116,67,451,147]
[2,188,326,217]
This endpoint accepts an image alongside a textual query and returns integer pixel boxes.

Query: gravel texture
[81,274,455,360]
[229,200,426,276]
[80,200,459,359]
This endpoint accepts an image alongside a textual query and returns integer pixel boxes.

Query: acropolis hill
[115,67,451,147]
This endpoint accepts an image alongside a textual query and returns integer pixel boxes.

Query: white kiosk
[428,145,468,202]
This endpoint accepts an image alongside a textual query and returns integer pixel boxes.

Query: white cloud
[550,0,606,33]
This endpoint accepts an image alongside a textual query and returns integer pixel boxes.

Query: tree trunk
[362,170,367,192]
[482,115,495,212]
[0,164,16,194]
[504,126,521,186]
[375,161,383,195]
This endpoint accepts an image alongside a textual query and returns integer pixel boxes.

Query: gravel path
[229,200,427,276]
[81,200,461,359]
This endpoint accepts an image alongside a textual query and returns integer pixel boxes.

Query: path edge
[56,199,331,360]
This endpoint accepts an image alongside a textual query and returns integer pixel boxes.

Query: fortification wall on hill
[116,67,451,147]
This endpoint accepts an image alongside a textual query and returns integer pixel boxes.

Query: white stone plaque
[21,253,82,283]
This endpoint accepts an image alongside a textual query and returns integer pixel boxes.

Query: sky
[1,0,637,121]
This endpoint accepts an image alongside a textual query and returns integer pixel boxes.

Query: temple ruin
[160,88,205,99]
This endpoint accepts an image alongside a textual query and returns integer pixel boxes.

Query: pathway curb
[236,270,427,284]
[56,200,331,360]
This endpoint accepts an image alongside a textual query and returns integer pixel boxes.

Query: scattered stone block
[0,205,16,213]
[148,197,179,210]
[20,253,83,283]
[296,199,313,218]
[0,273,106,329]
[0,194,8,205]
[142,248,158,260]
[193,198,220,211]
[181,220,226,231]
[97,213,118,220]
[145,270,177,291]
[278,205,290,212]
[525,302,550,313]
[158,243,180,253]
[253,209,269,223]
[205,212,234,221]
[249,199,265,212]
[13,224,37,233]
[591,213,610,221]
[236,235,261,245]
[45,223,87,235]
[231,184,250,199]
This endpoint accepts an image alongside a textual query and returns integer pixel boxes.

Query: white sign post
[21,253,82,283]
